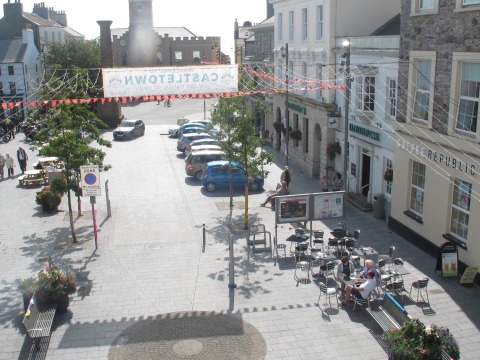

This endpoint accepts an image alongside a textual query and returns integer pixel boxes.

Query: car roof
[206,160,240,168]
[190,149,224,155]
[181,123,205,129]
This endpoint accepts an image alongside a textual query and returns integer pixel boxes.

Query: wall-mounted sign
[288,102,307,115]
[349,123,380,141]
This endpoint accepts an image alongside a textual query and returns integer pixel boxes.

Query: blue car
[201,160,264,192]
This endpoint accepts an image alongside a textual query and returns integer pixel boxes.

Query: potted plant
[383,319,459,360]
[19,259,77,314]
[35,185,62,211]
[384,169,393,182]
[327,143,340,160]
[289,129,302,141]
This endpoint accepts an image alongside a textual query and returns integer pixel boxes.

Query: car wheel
[250,182,260,191]
[205,182,216,192]
[195,171,203,181]
[176,131,181,138]
[141,129,145,136]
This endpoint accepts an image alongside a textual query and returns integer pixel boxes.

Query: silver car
[168,122,205,138]
[113,119,145,140]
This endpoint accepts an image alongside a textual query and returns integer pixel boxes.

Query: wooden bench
[366,291,412,331]
[22,297,57,350]
[19,176,45,187]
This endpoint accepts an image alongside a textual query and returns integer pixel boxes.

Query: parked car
[184,144,222,158]
[179,126,205,137]
[201,160,264,192]
[113,119,145,140]
[177,133,213,152]
[185,150,226,181]
[168,122,205,138]
[184,138,220,155]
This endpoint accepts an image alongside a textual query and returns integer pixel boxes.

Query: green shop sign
[349,123,380,141]
[288,102,306,115]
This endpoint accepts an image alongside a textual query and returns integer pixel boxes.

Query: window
[175,51,183,62]
[410,161,425,216]
[0,82,3,95]
[456,62,479,134]
[420,0,434,9]
[269,33,274,54]
[301,8,308,40]
[316,64,323,100]
[192,51,200,63]
[277,13,283,41]
[316,5,323,40]
[301,62,307,95]
[385,158,393,195]
[412,60,432,121]
[259,34,264,53]
[8,66,14,75]
[9,82,16,95]
[288,10,294,41]
[355,76,375,111]
[462,0,480,4]
[450,178,471,241]
[387,78,397,118]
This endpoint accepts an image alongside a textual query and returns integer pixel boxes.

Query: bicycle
[164,99,172,107]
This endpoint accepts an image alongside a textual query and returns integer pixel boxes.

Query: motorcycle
[164,98,172,107]
[0,124,11,143]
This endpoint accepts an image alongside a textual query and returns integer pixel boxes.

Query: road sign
[80,165,101,196]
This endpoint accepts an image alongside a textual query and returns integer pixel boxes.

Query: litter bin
[373,193,385,218]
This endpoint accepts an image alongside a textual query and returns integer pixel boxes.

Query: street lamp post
[281,44,289,166]
[342,39,351,226]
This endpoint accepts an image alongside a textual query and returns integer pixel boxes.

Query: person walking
[0,152,5,179]
[332,172,343,191]
[5,153,15,177]
[17,147,28,174]
[5,117,15,139]
[321,176,330,192]
[280,166,292,188]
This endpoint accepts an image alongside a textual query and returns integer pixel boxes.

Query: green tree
[210,96,273,229]
[45,40,100,70]
[32,68,111,243]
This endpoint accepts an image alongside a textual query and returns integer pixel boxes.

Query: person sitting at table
[355,259,380,286]
[341,269,377,307]
[260,181,289,207]
[336,255,355,291]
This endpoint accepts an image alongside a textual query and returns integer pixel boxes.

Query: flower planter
[55,293,69,314]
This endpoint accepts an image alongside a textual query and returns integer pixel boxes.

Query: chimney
[48,7,56,22]
[56,10,67,26]
[97,20,114,68]
[267,0,274,18]
[3,0,23,19]
[22,28,34,45]
[33,2,49,20]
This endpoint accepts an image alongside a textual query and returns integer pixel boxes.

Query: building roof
[0,38,27,63]
[251,16,274,31]
[370,14,400,36]
[64,26,84,39]
[109,27,201,40]
[22,12,62,28]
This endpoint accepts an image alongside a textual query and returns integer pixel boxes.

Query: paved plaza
[0,101,479,359]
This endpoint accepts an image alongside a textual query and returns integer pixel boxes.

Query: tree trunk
[67,190,77,243]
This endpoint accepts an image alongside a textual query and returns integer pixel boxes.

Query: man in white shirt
[341,270,376,307]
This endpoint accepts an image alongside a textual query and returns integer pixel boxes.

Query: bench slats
[23,299,57,339]
[367,292,410,332]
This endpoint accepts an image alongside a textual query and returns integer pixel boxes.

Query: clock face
[136,4,143,15]
[120,39,127,47]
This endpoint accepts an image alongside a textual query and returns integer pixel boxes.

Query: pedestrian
[0,152,5,179]
[332,172,343,191]
[280,166,292,188]
[5,153,15,177]
[17,147,28,174]
[321,176,330,192]
[5,117,15,139]
[260,181,289,208]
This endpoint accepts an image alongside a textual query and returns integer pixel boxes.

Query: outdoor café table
[310,252,337,277]
[352,247,379,266]
[19,170,46,186]
[384,264,410,281]
[285,234,310,256]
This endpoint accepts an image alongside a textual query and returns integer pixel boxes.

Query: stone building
[390,0,480,280]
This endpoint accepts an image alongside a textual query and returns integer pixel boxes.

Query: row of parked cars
[169,120,264,192]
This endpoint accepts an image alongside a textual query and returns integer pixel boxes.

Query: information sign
[80,165,101,196]
[435,242,458,278]
[312,192,344,220]
[275,195,309,224]
[459,266,478,286]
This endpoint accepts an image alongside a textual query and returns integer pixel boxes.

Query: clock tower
[128,0,155,66]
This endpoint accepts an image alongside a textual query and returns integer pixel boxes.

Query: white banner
[102,65,238,98]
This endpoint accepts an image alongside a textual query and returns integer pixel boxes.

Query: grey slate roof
[0,38,27,63]
[22,12,62,28]
[370,14,400,36]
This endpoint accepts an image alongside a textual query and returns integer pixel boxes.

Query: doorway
[361,153,371,196]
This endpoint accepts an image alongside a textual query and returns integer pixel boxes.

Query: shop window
[456,62,479,135]
[387,78,397,118]
[409,161,425,216]
[450,178,471,241]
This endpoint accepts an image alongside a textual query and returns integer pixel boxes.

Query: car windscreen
[119,121,135,127]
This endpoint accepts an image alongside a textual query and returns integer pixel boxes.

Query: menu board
[312,192,344,220]
[275,195,309,224]
[441,252,458,277]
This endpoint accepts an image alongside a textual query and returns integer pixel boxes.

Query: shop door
[361,153,371,196]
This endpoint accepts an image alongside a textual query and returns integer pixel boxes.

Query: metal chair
[409,278,430,304]
[312,230,324,251]
[273,236,286,259]
[378,246,395,266]
[353,229,360,242]
[294,242,309,262]
[319,261,336,287]
[352,292,371,311]
[344,238,356,256]
[386,280,406,303]
[317,282,338,310]
[295,261,310,284]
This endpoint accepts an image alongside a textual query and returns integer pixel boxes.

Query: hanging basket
[384,169,393,182]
